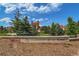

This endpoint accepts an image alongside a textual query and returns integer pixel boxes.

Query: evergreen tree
[76,21,79,34]
[41,26,50,34]
[51,23,64,36]
[50,23,56,35]
[12,10,32,35]
[55,24,64,35]
[21,16,32,33]
[66,17,77,35]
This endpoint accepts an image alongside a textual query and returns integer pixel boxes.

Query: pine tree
[76,21,79,34]
[66,17,77,35]
[51,23,56,35]
[12,10,32,35]
[51,23,64,36]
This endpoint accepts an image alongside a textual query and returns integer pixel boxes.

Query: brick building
[31,21,41,32]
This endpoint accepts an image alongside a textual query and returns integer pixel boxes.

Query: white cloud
[37,5,50,13]
[26,4,38,12]
[1,3,62,14]
[1,4,17,13]
[0,17,11,23]
[32,18,49,22]
[32,18,43,22]
[31,18,51,26]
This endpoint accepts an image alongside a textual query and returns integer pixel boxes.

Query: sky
[0,3,79,27]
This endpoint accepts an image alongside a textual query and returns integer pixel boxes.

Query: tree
[55,24,64,35]
[41,26,50,34]
[65,17,77,35]
[0,26,8,36]
[12,10,32,35]
[12,10,21,32]
[21,16,32,33]
[50,23,56,35]
[50,23,64,36]
[75,21,79,34]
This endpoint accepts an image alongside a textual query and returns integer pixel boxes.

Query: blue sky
[0,3,79,27]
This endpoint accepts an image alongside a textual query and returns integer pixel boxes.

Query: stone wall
[0,36,69,43]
